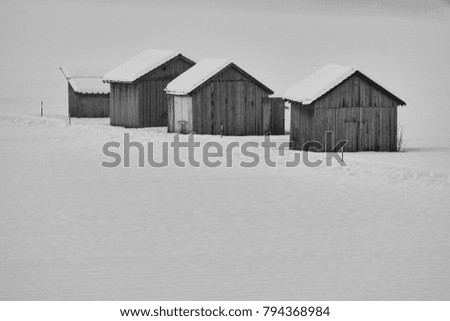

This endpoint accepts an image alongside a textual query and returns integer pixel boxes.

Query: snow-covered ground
[1,0,450,301]
[1,110,449,300]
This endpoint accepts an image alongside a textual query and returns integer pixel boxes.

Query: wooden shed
[284,64,406,152]
[165,58,284,136]
[60,66,111,118]
[103,49,195,128]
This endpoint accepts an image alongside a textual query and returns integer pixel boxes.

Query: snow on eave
[164,58,274,96]
[164,58,231,95]
[283,64,357,105]
[60,65,113,79]
[68,78,110,95]
[103,49,194,83]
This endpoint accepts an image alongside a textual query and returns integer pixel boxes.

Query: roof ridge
[283,63,405,106]
[165,58,273,95]
[103,49,191,83]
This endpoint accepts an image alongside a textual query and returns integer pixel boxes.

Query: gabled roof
[60,65,111,94]
[283,63,406,106]
[103,49,194,83]
[164,58,274,95]
[164,58,229,95]
[61,65,112,79]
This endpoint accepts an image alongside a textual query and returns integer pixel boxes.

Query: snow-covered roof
[61,65,111,94]
[283,63,405,106]
[165,58,274,95]
[284,64,356,105]
[165,58,230,95]
[61,65,112,79]
[103,49,192,83]
[68,78,110,95]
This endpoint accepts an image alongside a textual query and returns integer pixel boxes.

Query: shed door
[174,96,193,134]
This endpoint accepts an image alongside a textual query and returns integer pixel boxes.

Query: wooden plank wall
[77,94,110,117]
[110,82,140,127]
[138,56,194,128]
[68,84,110,118]
[312,107,397,152]
[167,95,193,134]
[290,102,314,150]
[167,94,174,132]
[190,65,271,136]
[262,97,285,135]
[290,74,399,152]
[68,84,78,117]
[310,73,398,109]
[109,55,194,128]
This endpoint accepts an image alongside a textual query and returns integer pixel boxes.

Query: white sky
[1,0,449,126]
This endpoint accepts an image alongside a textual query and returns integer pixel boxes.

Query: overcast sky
[1,0,449,125]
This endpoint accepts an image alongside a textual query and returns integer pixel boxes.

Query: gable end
[191,63,273,95]
[134,54,196,83]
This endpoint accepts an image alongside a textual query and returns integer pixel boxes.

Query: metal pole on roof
[59,67,71,122]
[59,67,69,80]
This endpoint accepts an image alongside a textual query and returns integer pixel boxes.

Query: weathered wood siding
[167,95,193,134]
[183,65,272,136]
[290,73,398,152]
[290,103,314,150]
[262,97,285,135]
[110,82,140,127]
[110,55,194,128]
[68,84,78,116]
[68,84,110,118]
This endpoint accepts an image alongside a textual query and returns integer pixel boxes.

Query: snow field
[1,112,449,300]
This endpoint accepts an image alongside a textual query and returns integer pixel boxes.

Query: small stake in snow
[68,116,71,125]
[40,101,43,117]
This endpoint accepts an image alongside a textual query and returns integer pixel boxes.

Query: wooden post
[325,131,333,152]
[40,101,43,117]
